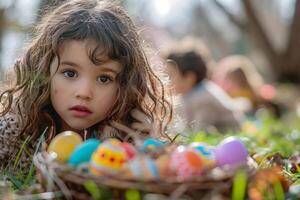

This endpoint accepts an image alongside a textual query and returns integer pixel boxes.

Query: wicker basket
[33,151,258,200]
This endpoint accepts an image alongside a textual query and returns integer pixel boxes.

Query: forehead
[52,39,123,72]
[59,39,101,59]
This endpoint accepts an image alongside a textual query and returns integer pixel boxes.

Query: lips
[70,105,92,117]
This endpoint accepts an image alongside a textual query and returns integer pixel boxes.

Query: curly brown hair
[0,0,172,142]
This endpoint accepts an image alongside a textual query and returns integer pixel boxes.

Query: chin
[64,124,89,132]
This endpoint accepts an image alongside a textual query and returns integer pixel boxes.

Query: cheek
[98,87,119,107]
[50,78,65,101]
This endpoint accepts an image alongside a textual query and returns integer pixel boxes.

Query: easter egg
[90,138,126,175]
[68,139,101,167]
[215,137,248,166]
[47,131,82,162]
[189,142,216,168]
[156,154,171,178]
[140,138,165,153]
[170,146,204,180]
[121,142,137,161]
[123,155,159,180]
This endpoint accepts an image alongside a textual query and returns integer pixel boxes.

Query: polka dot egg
[170,145,204,180]
[90,138,126,175]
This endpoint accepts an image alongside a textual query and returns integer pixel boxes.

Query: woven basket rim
[34,151,256,193]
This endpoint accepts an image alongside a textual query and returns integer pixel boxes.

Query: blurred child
[0,0,172,170]
[161,37,242,133]
[213,55,280,117]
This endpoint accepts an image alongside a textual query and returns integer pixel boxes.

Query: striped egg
[124,155,159,180]
[90,138,126,175]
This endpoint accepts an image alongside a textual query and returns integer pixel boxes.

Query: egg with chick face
[90,138,126,175]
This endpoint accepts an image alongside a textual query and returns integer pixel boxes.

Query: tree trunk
[214,0,300,83]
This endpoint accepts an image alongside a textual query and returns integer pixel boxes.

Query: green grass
[1,110,300,198]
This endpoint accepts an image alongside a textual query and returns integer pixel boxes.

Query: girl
[0,0,172,171]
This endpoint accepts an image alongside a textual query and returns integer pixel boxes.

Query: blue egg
[140,138,165,152]
[68,139,101,167]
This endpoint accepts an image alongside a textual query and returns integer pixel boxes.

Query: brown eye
[63,70,78,78]
[97,75,112,84]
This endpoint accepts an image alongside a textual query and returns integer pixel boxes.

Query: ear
[184,71,197,87]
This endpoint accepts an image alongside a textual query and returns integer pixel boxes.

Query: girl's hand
[130,109,153,133]
[108,109,159,138]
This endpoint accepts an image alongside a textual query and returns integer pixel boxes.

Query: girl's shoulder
[0,111,26,169]
[0,111,23,139]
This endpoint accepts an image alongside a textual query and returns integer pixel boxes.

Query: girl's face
[50,40,123,133]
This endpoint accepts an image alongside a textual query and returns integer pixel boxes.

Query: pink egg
[121,142,137,161]
[170,146,204,180]
[215,137,248,167]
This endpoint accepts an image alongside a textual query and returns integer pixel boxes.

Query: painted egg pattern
[170,146,204,180]
[126,155,159,180]
[90,138,126,175]
[189,142,216,167]
[140,138,165,152]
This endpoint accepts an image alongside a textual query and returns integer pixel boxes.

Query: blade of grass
[24,127,48,185]
[274,180,285,200]
[232,170,247,200]
[3,171,22,190]
[13,136,31,170]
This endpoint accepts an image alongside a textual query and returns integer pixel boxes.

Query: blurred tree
[0,1,19,81]
[0,8,4,81]
[214,0,300,83]
[37,0,66,20]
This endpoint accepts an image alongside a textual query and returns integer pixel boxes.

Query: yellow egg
[47,131,83,162]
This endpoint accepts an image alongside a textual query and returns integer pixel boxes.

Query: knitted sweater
[0,112,126,172]
[0,113,34,171]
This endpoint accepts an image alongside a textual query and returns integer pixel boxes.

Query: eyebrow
[60,60,120,74]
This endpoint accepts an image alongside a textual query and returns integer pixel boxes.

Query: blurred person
[213,55,281,117]
[161,37,242,133]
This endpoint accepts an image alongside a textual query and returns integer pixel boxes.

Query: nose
[74,79,93,100]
